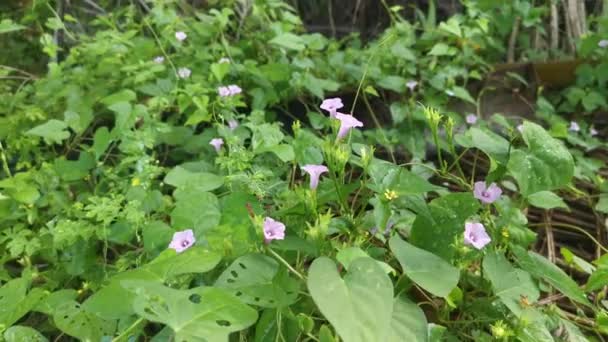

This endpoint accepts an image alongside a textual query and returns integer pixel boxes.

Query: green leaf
[586,267,608,292]
[164,166,224,191]
[4,326,48,342]
[307,257,394,342]
[0,19,26,34]
[257,144,295,162]
[409,192,480,260]
[428,43,455,56]
[336,247,395,274]
[54,301,115,341]
[0,278,47,327]
[124,282,258,342]
[507,122,574,196]
[390,236,459,297]
[26,119,70,145]
[210,62,230,82]
[368,159,440,195]
[595,194,608,214]
[171,189,220,233]
[54,152,96,182]
[451,86,476,105]
[378,76,407,93]
[527,191,568,210]
[483,252,539,316]
[214,253,297,308]
[388,296,428,342]
[92,127,112,160]
[513,247,590,306]
[270,33,305,51]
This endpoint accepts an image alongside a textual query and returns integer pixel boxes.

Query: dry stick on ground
[544,211,556,263]
[550,1,559,54]
[563,0,576,52]
[507,16,521,63]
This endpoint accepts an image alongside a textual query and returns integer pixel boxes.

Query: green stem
[112,317,145,342]
[0,141,12,178]
[267,248,305,280]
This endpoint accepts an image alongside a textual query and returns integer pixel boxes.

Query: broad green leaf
[171,189,220,233]
[368,159,440,195]
[336,247,394,274]
[26,119,70,144]
[586,267,608,292]
[307,257,394,342]
[483,252,539,316]
[409,192,480,260]
[54,301,115,341]
[388,296,428,342]
[124,282,258,342]
[164,166,223,191]
[257,144,294,162]
[513,247,590,306]
[54,152,95,182]
[100,89,136,106]
[92,127,112,160]
[507,122,574,196]
[595,194,608,214]
[451,86,476,105]
[215,254,297,308]
[378,76,407,93]
[390,236,459,297]
[0,278,47,327]
[34,289,78,315]
[270,33,305,51]
[0,19,26,34]
[527,191,568,210]
[4,326,48,342]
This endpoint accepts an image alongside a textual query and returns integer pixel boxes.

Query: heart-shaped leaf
[124,282,258,342]
[307,257,394,342]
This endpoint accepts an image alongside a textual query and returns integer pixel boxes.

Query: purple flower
[168,229,196,253]
[218,57,230,64]
[175,31,187,41]
[517,124,524,133]
[590,126,598,136]
[466,114,478,125]
[177,67,191,79]
[473,181,502,204]
[599,40,608,48]
[320,98,344,118]
[263,217,285,243]
[335,112,363,139]
[301,164,329,190]
[209,138,224,152]
[227,85,242,95]
[228,119,239,131]
[406,80,418,91]
[218,86,231,97]
[153,56,165,64]
[464,222,491,249]
[569,121,580,132]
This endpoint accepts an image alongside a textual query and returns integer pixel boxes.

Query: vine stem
[111,317,145,342]
[528,222,608,254]
[267,248,305,280]
[0,141,12,178]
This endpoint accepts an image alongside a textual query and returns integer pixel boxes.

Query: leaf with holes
[214,253,298,308]
[54,301,116,341]
[122,282,258,342]
[307,257,394,342]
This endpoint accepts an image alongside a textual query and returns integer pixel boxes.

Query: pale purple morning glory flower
[209,138,224,152]
[406,80,418,91]
[464,222,491,249]
[218,57,230,64]
[599,40,608,48]
[335,112,363,139]
[175,31,187,41]
[301,164,329,190]
[590,127,598,136]
[320,98,344,118]
[177,67,191,79]
[465,114,478,125]
[153,56,165,64]
[263,217,285,243]
[473,181,502,204]
[517,124,524,133]
[227,85,242,95]
[569,121,580,132]
[168,229,196,253]
[228,119,239,131]
[218,86,231,97]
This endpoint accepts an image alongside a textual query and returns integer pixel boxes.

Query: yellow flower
[501,228,510,238]
[131,177,141,187]
[384,189,398,201]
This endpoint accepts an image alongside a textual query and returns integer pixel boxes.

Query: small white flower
[598,40,608,48]
[175,31,187,41]
[218,57,230,64]
[177,67,191,79]
[153,56,165,64]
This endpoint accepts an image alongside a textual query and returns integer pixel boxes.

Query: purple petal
[335,113,363,139]
[302,164,329,190]
[263,217,286,242]
[168,229,196,253]
[464,222,491,249]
